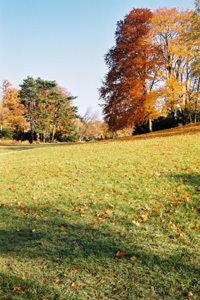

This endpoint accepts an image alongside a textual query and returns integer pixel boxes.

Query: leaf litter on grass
[0,131,199,299]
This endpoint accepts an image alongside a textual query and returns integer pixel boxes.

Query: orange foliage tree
[2,80,28,133]
[99,8,163,132]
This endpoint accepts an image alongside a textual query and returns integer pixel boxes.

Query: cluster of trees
[0,77,78,142]
[100,2,200,132]
[2,3,200,143]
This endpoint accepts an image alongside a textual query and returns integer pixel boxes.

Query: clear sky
[0,0,194,118]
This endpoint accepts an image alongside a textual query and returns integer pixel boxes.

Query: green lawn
[0,131,199,299]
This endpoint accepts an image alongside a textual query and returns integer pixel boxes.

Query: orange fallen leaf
[130,256,136,260]
[16,228,20,232]
[97,212,104,218]
[72,266,77,271]
[13,286,21,292]
[188,291,193,297]
[141,214,148,221]
[168,222,177,228]
[60,226,65,230]
[7,275,12,278]
[22,275,27,280]
[176,232,184,237]
[115,251,126,258]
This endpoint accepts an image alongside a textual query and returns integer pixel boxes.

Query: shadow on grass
[0,272,61,300]
[0,204,199,299]
[169,172,200,204]
[0,205,199,268]
[0,142,77,153]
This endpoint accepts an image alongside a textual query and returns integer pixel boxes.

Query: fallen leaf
[176,232,184,237]
[13,286,21,292]
[97,212,104,218]
[60,226,65,230]
[130,256,136,260]
[188,291,193,297]
[115,251,126,258]
[142,206,150,211]
[16,228,20,232]
[141,214,148,221]
[132,221,140,227]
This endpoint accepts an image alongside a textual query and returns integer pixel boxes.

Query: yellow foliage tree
[2,80,28,132]
[150,7,194,123]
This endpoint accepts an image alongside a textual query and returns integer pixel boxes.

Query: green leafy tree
[20,77,78,142]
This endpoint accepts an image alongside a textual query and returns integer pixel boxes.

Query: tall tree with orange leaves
[99,8,163,132]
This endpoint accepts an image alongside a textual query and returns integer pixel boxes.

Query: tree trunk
[173,110,177,126]
[149,119,152,132]
[51,122,57,142]
[43,132,46,143]
[0,124,2,141]
[36,132,40,142]
[30,123,34,143]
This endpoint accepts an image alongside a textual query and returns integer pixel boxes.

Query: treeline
[0,79,115,143]
[0,77,78,143]
[100,2,200,133]
[0,77,134,144]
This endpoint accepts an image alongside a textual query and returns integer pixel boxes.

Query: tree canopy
[100,6,199,132]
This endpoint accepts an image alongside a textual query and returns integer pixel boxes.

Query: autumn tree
[151,7,194,124]
[186,1,200,122]
[1,80,28,135]
[75,108,111,141]
[99,8,163,132]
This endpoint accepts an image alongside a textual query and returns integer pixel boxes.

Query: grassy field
[0,127,200,299]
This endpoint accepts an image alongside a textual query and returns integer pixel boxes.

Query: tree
[19,77,78,142]
[99,8,163,132]
[75,108,111,141]
[1,80,28,133]
[19,77,57,142]
[186,1,200,122]
[151,7,194,124]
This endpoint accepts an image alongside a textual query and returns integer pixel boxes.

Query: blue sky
[0,0,194,118]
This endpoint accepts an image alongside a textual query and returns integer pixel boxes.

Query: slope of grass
[0,128,199,299]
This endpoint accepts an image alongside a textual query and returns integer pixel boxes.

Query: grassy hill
[0,124,199,299]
